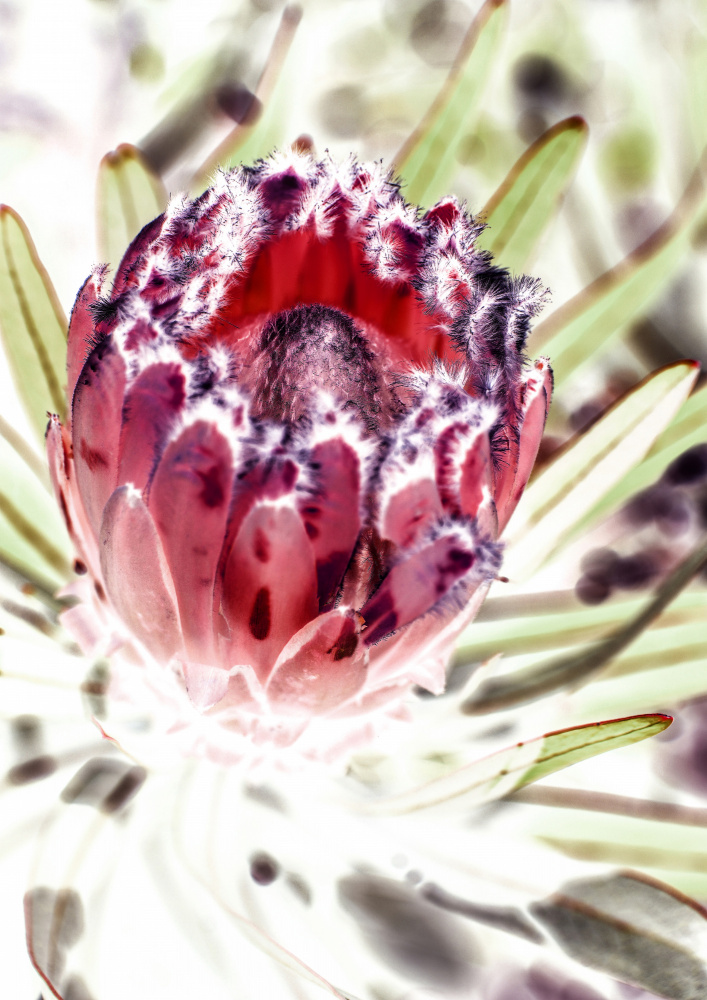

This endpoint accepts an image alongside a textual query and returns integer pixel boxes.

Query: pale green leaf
[478,116,588,272]
[531,871,707,999]
[394,0,507,207]
[358,715,669,815]
[0,206,67,442]
[191,6,302,192]
[585,383,707,528]
[96,143,168,270]
[0,423,72,587]
[503,361,699,581]
[529,154,707,385]
[463,537,707,714]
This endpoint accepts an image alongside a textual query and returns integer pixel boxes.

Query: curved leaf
[503,361,699,581]
[358,714,670,816]
[191,5,302,191]
[479,116,588,272]
[394,0,507,207]
[529,150,707,385]
[531,871,707,999]
[463,537,707,714]
[587,382,707,527]
[96,143,168,270]
[0,207,67,442]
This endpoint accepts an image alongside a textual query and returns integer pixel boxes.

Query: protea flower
[47,150,550,763]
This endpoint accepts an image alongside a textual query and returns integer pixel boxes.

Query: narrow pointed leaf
[586,382,707,527]
[503,361,699,581]
[0,410,72,586]
[478,116,588,272]
[531,871,707,1000]
[359,714,669,815]
[394,0,507,206]
[463,536,707,714]
[96,143,168,270]
[191,5,302,192]
[529,152,707,385]
[0,207,67,441]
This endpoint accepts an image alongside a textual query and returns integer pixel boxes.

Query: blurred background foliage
[2,1,707,997]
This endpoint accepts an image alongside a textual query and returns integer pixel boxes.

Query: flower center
[247,303,402,430]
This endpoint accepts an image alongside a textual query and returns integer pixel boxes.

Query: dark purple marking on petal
[197,464,226,508]
[253,528,271,563]
[249,586,271,640]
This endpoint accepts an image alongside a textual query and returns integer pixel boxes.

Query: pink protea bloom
[48,151,552,763]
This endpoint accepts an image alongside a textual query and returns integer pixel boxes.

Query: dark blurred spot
[601,126,655,192]
[73,559,87,575]
[409,0,471,67]
[516,110,548,144]
[214,82,261,125]
[101,766,147,814]
[1,599,54,636]
[318,85,367,139]
[64,975,97,1000]
[25,888,84,983]
[613,552,659,590]
[11,714,42,753]
[129,42,165,83]
[456,132,486,166]
[81,660,109,719]
[285,872,311,903]
[61,758,143,812]
[575,575,610,605]
[249,851,280,885]
[7,755,57,785]
[244,784,287,812]
[624,486,691,535]
[569,400,604,434]
[338,873,476,989]
[580,548,620,584]
[663,444,707,486]
[513,54,570,105]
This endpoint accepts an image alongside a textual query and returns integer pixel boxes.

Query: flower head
[48,150,551,763]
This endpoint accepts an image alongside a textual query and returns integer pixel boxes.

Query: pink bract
[48,151,552,764]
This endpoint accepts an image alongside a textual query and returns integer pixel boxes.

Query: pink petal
[220,503,319,681]
[434,424,498,537]
[148,420,233,663]
[360,534,476,647]
[46,416,101,578]
[99,485,182,663]
[496,359,552,532]
[181,660,231,711]
[298,438,362,609]
[72,339,126,537]
[66,271,103,405]
[379,478,443,551]
[368,579,491,692]
[266,609,367,715]
[117,362,186,492]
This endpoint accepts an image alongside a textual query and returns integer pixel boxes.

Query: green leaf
[96,143,168,270]
[358,714,669,815]
[503,361,699,582]
[463,537,707,714]
[529,153,707,386]
[478,116,588,272]
[586,382,707,528]
[0,206,67,442]
[394,0,507,207]
[190,6,302,192]
[0,420,72,587]
[531,871,707,999]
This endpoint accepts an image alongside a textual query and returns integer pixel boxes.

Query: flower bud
[48,151,552,763]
